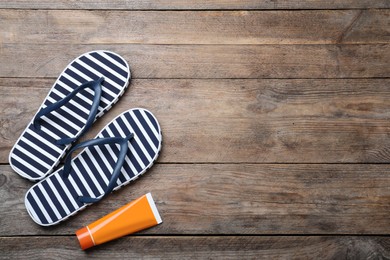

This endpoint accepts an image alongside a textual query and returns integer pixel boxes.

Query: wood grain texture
[1,1,390,258]
[1,9,389,44]
[1,236,390,259]
[1,78,389,164]
[0,0,389,10]
[1,44,389,79]
[1,164,390,236]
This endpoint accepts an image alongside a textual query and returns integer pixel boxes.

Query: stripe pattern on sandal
[25,108,162,226]
[10,50,131,181]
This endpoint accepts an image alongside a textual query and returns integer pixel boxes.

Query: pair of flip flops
[9,51,162,226]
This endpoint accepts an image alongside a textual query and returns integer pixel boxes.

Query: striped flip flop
[24,108,162,226]
[9,50,131,181]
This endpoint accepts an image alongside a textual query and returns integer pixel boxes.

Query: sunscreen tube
[76,193,162,250]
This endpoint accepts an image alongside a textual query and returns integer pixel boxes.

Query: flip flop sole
[25,108,162,226]
[9,50,131,181]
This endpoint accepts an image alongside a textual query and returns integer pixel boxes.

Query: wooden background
[1,1,390,259]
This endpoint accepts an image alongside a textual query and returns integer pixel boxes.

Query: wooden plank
[1,236,390,259]
[1,78,389,164]
[1,44,389,79]
[1,164,390,236]
[0,0,389,10]
[1,10,389,45]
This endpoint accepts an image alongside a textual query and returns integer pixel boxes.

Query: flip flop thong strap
[33,77,104,146]
[61,133,134,204]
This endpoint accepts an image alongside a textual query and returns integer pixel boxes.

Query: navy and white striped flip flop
[9,50,131,181]
[24,108,162,226]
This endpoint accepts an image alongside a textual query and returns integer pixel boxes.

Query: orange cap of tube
[76,226,95,250]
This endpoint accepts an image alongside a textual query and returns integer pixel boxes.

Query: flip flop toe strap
[33,77,104,146]
[61,133,134,204]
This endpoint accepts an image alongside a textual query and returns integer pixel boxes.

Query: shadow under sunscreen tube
[76,193,162,250]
